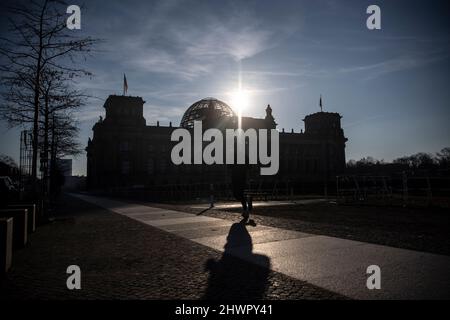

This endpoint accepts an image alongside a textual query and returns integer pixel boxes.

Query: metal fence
[336,173,450,207]
[93,179,301,203]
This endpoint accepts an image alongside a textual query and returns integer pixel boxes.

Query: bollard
[7,204,36,233]
[0,209,28,249]
[209,183,214,208]
[0,217,13,274]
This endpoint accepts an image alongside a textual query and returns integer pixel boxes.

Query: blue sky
[0,0,449,175]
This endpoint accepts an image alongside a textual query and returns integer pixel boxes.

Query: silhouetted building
[86,95,347,192]
[56,159,72,177]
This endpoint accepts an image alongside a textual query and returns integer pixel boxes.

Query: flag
[319,95,323,112]
[123,74,128,95]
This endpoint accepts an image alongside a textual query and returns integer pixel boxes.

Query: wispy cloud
[339,51,450,80]
[84,0,300,81]
[244,68,333,79]
[144,105,186,125]
[182,25,274,61]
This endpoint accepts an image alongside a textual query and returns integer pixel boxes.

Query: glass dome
[180,97,235,128]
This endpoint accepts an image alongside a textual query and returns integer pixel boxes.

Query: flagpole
[123,73,128,96]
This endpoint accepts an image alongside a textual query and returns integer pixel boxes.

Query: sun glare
[231,88,250,115]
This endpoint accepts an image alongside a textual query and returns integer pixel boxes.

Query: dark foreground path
[0,194,344,300]
[72,194,450,300]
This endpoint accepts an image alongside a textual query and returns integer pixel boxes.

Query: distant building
[56,159,72,177]
[86,95,347,192]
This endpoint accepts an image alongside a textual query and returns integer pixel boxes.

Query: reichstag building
[86,95,347,195]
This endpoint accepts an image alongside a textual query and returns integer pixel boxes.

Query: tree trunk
[31,0,48,200]
[43,94,49,198]
[31,66,41,197]
[50,114,56,196]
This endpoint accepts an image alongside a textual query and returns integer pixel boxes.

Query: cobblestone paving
[0,195,346,300]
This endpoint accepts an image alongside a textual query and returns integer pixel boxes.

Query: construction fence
[336,172,450,207]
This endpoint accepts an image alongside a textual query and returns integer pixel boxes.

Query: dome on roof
[180,97,235,128]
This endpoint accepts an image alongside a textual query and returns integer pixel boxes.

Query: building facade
[86,95,347,192]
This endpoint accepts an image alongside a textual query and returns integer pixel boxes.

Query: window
[159,158,167,173]
[120,141,129,152]
[147,159,154,174]
[121,161,130,174]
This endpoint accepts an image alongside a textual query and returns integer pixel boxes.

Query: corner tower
[103,95,146,127]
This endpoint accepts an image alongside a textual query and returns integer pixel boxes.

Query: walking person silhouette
[231,162,252,222]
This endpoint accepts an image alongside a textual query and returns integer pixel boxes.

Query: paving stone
[0,194,345,300]
[74,194,450,300]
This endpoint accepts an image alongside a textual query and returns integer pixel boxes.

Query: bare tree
[0,0,98,196]
[0,153,20,178]
[394,153,436,170]
[37,68,87,195]
[0,154,18,168]
[437,148,450,169]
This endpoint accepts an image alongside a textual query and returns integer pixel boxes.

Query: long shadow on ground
[203,222,270,299]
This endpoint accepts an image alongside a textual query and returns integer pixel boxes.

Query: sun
[230,88,250,116]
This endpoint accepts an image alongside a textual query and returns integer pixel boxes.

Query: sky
[0,0,449,176]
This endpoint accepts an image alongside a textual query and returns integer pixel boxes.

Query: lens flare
[231,88,249,114]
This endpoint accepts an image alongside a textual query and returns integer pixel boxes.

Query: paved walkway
[190,198,329,210]
[3,194,344,300]
[72,194,450,299]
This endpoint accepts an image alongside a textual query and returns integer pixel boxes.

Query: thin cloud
[85,0,300,81]
[339,52,450,80]
[143,105,186,125]
[182,25,275,61]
